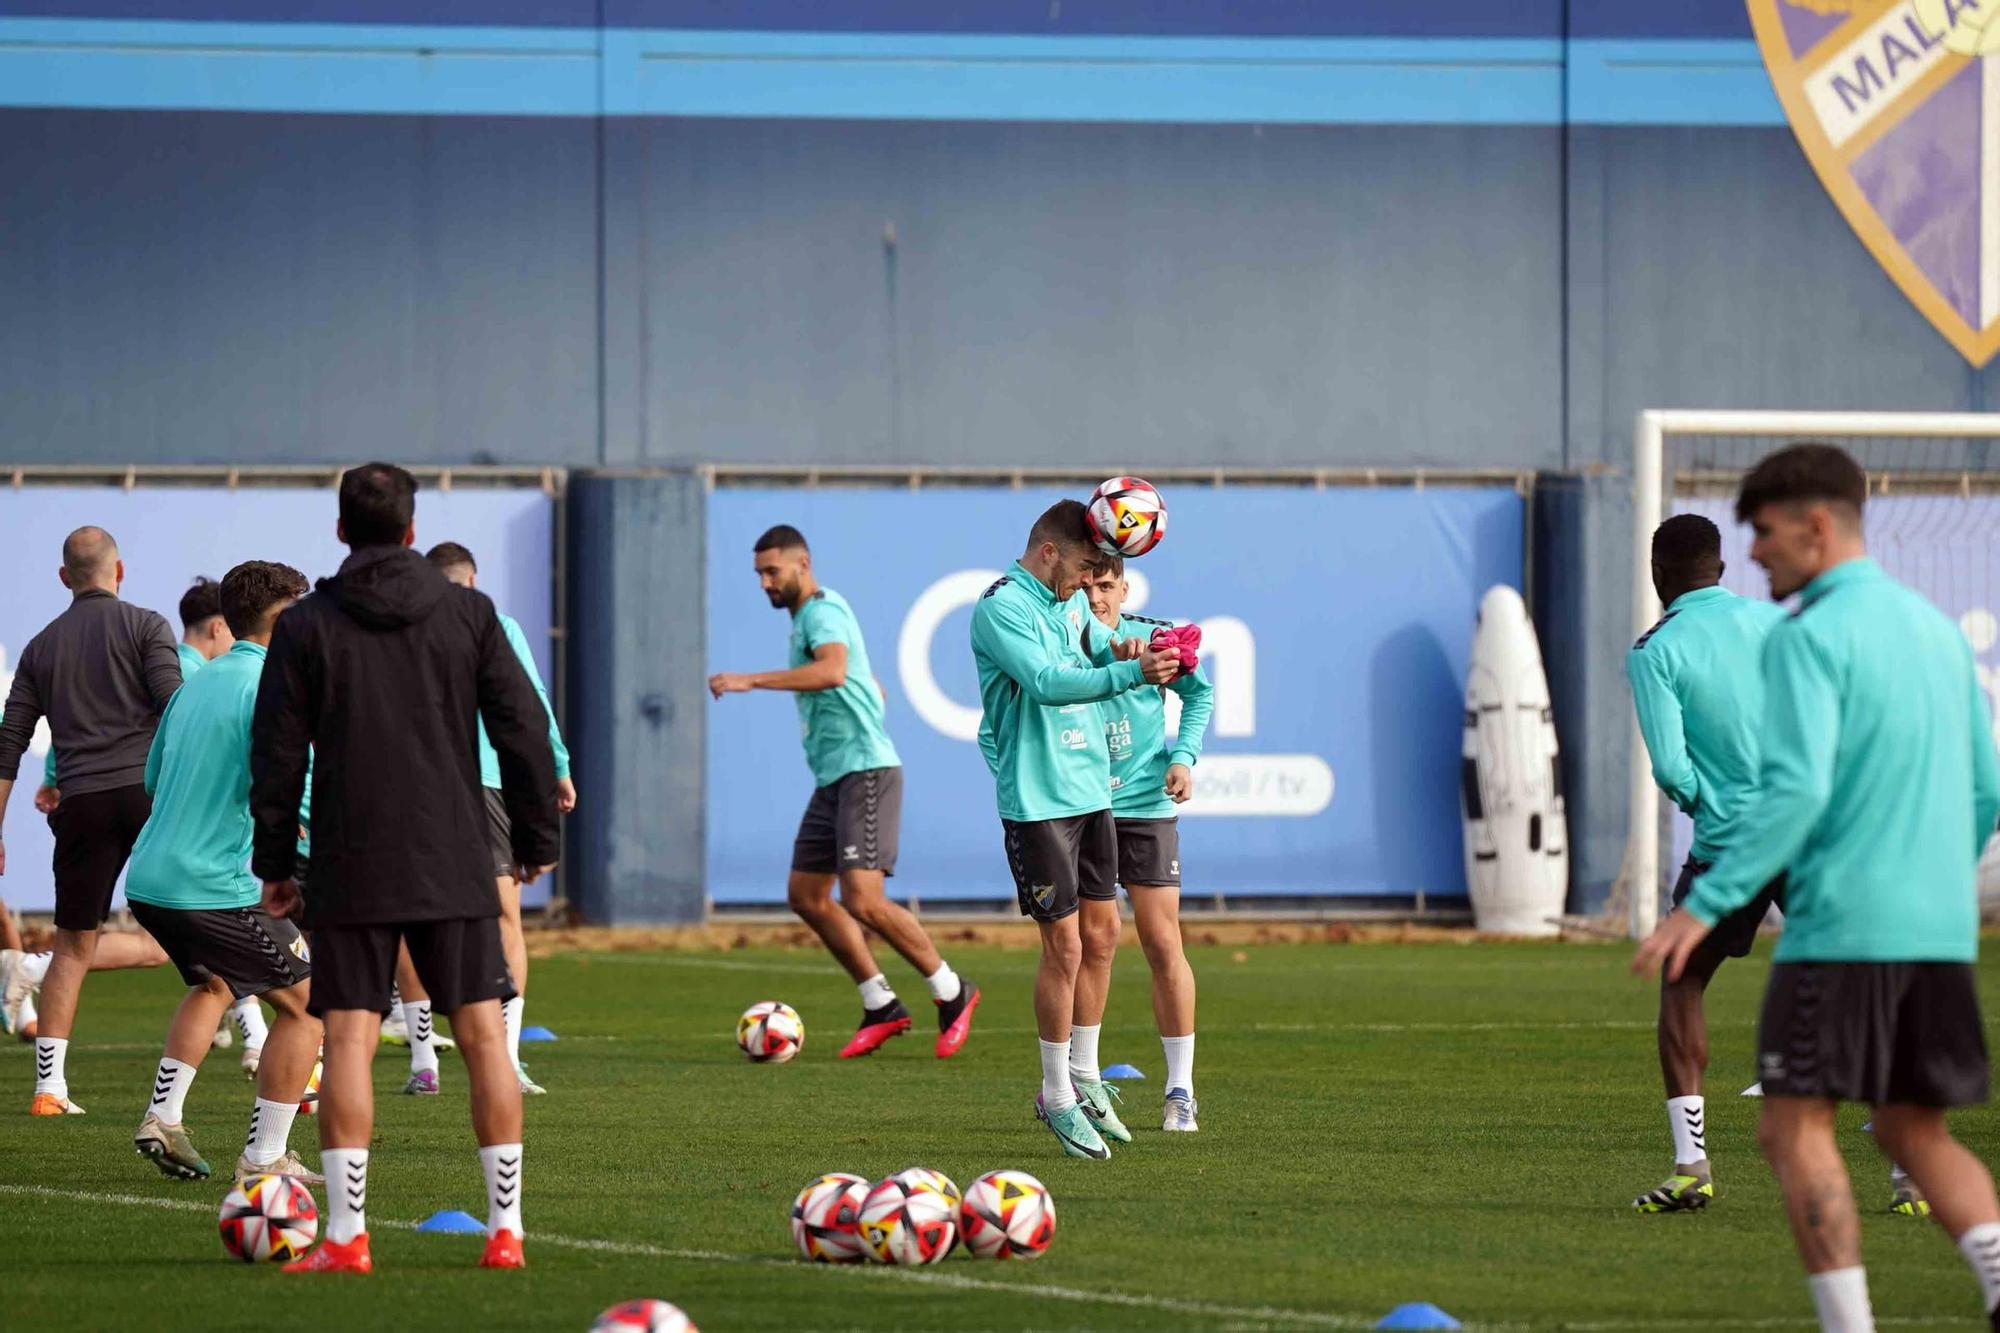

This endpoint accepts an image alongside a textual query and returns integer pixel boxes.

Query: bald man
[0,526,182,1113]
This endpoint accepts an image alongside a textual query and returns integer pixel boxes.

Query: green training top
[1626,585,1785,862]
[973,561,1146,823]
[126,640,269,910]
[789,588,900,788]
[1686,559,2000,962]
[477,610,570,789]
[42,639,208,787]
[1097,612,1215,819]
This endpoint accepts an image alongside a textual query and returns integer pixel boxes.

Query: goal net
[1625,411,2000,938]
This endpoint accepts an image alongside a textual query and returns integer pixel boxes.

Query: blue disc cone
[415,1209,486,1234]
[520,1026,559,1043]
[1377,1302,1462,1330]
[1100,1063,1145,1080]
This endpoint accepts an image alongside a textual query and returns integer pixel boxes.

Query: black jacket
[249,545,559,926]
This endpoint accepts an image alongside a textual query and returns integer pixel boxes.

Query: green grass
[2,939,1996,1331]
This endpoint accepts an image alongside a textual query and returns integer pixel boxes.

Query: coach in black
[250,463,558,1274]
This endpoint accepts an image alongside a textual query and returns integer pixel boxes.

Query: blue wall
[2,3,1994,916]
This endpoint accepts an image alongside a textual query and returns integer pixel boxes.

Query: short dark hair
[753,525,808,554]
[178,576,224,630]
[1735,442,1867,524]
[1027,499,1095,554]
[338,462,419,548]
[424,541,477,574]
[1650,514,1721,584]
[1091,554,1126,579]
[220,560,309,638]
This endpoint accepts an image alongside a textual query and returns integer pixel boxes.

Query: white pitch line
[562,954,842,975]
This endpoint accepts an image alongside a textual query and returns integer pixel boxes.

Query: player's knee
[838,888,884,929]
[1042,928,1083,975]
[1870,1107,1940,1161]
[1080,915,1120,963]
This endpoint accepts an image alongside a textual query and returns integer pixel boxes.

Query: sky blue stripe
[0,18,1785,126]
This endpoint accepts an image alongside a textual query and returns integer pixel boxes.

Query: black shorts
[483,787,516,879]
[1758,961,1990,1107]
[306,917,514,1018]
[1673,857,1783,961]
[48,784,151,931]
[1115,817,1181,888]
[792,767,902,876]
[127,901,311,1000]
[1002,811,1118,923]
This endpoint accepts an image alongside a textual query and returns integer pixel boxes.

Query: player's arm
[249,610,318,895]
[1625,647,1700,816]
[1968,651,2000,855]
[0,641,46,870]
[976,708,1001,776]
[1682,628,1839,926]
[711,642,848,698]
[140,612,184,710]
[501,614,573,814]
[1165,665,1215,800]
[142,691,182,796]
[476,601,561,879]
[971,596,1149,705]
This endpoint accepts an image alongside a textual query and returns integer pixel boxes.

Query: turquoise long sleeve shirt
[1686,559,2000,962]
[972,561,1146,823]
[1626,586,1785,862]
[1097,612,1214,819]
[477,611,569,788]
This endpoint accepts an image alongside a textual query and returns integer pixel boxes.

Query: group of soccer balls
[794,1165,1056,1265]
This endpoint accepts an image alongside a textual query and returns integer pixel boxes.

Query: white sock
[858,974,896,1011]
[405,1000,438,1075]
[503,996,524,1070]
[1806,1267,1874,1333]
[33,1036,67,1097]
[21,951,51,986]
[1667,1095,1709,1169]
[1039,1038,1076,1112]
[1161,1033,1195,1097]
[324,1147,368,1244]
[480,1143,524,1238]
[924,962,962,1004]
[230,997,268,1051]
[146,1056,197,1124]
[1958,1221,2000,1314]
[1068,1024,1102,1084]
[243,1096,299,1165]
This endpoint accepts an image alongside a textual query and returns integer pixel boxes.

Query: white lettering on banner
[1963,608,2000,748]
[1181,755,1335,818]
[1804,1,1957,148]
[898,569,1001,741]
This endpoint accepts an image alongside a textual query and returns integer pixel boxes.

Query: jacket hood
[319,545,451,630]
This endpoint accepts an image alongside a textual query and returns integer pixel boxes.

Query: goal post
[1628,409,2000,938]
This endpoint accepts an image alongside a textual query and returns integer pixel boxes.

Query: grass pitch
[1,938,1995,1331]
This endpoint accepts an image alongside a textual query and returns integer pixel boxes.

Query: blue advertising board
[0,486,556,913]
[705,486,1523,905]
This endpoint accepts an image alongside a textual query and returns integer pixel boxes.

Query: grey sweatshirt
[0,589,182,797]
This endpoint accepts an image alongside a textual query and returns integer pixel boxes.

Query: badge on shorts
[1031,883,1055,910]
[289,935,311,963]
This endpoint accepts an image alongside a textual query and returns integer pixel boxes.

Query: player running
[1081,558,1212,1136]
[123,561,323,1184]
[972,501,1177,1158]
[1624,514,1788,1214]
[1636,444,2000,1333]
[0,526,181,1114]
[251,463,559,1274]
[426,542,578,1094]
[709,525,979,1059]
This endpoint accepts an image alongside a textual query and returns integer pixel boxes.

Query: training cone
[1376,1302,1462,1330]
[520,1026,559,1043]
[415,1209,486,1234]
[1101,1063,1145,1080]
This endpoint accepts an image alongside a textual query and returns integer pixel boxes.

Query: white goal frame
[1629,409,2000,938]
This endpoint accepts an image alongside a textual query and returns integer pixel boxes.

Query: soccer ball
[858,1174,957,1265]
[298,1058,321,1115]
[218,1172,319,1263]
[791,1172,870,1263]
[737,1001,803,1063]
[1085,477,1167,559]
[958,1169,1056,1260]
[590,1300,699,1333]
[890,1165,961,1211]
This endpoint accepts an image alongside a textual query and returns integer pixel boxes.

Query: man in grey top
[0,527,182,1114]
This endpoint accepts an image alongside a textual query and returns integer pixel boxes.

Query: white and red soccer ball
[217,1172,318,1263]
[858,1172,957,1265]
[791,1172,870,1263]
[298,1057,321,1115]
[1085,477,1167,559]
[737,1001,803,1063]
[958,1169,1056,1260]
[590,1300,698,1333]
